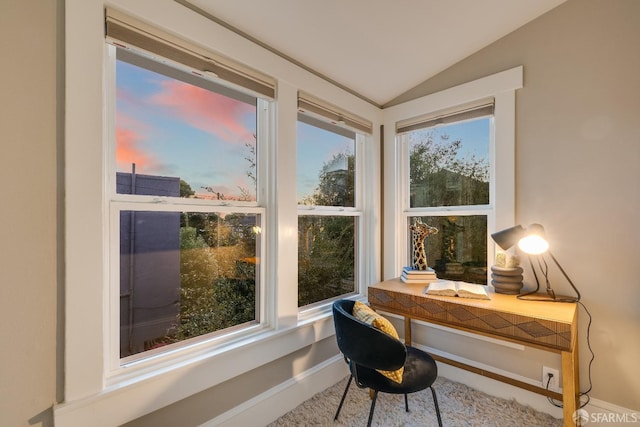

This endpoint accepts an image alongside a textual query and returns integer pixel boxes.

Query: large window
[400,112,492,283]
[296,113,362,308]
[62,6,379,424]
[109,44,267,362]
[385,67,521,284]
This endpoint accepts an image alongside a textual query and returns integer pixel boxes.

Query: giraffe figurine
[410,219,438,271]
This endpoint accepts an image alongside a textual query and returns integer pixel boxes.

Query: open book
[425,280,490,300]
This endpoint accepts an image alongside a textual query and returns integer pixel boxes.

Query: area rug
[267,376,562,426]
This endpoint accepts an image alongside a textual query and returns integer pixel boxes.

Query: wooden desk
[368,278,579,426]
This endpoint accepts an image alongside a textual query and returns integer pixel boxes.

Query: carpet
[267,376,562,426]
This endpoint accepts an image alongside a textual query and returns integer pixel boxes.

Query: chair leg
[366,390,379,427]
[430,386,443,427]
[334,375,353,421]
[404,393,409,412]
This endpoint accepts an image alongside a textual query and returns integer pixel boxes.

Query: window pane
[298,216,356,307]
[408,118,490,207]
[116,50,258,201]
[408,216,487,285]
[297,116,355,206]
[120,210,260,359]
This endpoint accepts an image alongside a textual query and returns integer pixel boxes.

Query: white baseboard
[202,350,638,427]
[201,355,349,427]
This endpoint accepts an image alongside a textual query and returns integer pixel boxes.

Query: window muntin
[111,45,266,363]
[403,115,493,284]
[296,114,361,308]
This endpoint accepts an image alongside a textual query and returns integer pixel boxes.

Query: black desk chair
[332,299,442,427]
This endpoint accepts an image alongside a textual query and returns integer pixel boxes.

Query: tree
[409,129,489,283]
[153,140,260,346]
[310,152,355,207]
[298,151,356,306]
[180,179,195,198]
[244,139,257,188]
[236,138,257,201]
[409,130,489,207]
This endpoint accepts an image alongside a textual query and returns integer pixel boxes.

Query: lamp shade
[490,225,524,250]
[518,223,549,255]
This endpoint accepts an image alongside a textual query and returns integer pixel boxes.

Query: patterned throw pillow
[352,301,404,383]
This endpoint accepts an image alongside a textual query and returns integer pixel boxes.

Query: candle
[506,254,521,268]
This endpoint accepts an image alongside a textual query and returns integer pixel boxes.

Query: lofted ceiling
[178,0,566,106]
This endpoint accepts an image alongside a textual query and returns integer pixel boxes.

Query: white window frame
[397,114,494,275]
[104,41,273,376]
[382,67,522,279]
[296,122,366,316]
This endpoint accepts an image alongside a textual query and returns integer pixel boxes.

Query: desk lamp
[491,224,581,302]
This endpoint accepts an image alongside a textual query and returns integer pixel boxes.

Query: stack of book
[400,266,438,284]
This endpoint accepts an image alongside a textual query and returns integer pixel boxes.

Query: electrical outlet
[542,366,560,390]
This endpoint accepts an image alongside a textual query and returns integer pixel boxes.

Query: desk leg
[561,337,580,426]
[404,316,412,346]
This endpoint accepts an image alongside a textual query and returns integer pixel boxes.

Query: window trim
[398,114,494,277]
[105,42,273,372]
[382,66,522,279]
[106,202,269,375]
[296,111,367,314]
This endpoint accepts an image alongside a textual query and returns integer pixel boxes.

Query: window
[383,67,521,283]
[400,111,492,283]
[296,94,371,308]
[296,115,359,308]
[61,6,379,423]
[106,15,272,363]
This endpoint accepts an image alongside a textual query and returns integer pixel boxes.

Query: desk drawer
[368,287,573,352]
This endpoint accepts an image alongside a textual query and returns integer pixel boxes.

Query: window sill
[297,295,365,324]
[54,312,336,427]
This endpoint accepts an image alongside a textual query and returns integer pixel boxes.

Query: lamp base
[490,266,523,295]
[517,291,579,303]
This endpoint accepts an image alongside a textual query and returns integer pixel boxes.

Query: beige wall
[388,0,640,410]
[126,0,640,421]
[0,0,62,426]
[3,0,638,426]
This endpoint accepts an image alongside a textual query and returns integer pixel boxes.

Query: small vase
[491,265,524,295]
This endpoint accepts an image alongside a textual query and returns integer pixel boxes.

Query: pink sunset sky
[116,59,257,200]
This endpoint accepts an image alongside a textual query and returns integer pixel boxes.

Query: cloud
[115,111,159,172]
[150,80,255,143]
